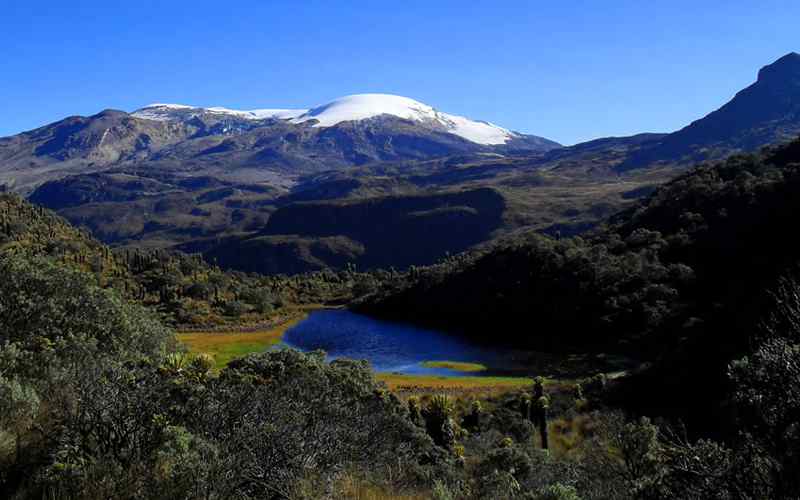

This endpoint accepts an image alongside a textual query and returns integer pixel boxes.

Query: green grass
[377,373,530,393]
[177,312,308,369]
[420,360,487,372]
[177,332,284,369]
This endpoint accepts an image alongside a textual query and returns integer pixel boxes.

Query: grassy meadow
[419,360,487,372]
[177,310,310,369]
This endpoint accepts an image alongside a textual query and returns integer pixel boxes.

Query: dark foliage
[360,137,800,436]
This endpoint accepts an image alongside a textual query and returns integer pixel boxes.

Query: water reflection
[281,309,507,376]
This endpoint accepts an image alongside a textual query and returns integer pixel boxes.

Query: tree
[0,374,39,462]
[729,338,800,497]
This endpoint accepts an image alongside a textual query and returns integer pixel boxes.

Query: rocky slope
[0,94,560,193]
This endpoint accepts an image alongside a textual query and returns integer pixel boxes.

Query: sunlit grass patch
[377,373,530,399]
[177,313,308,369]
[0,429,15,464]
[330,472,430,500]
[420,360,487,372]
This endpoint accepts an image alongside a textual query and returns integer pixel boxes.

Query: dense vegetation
[1,192,384,327]
[361,139,800,353]
[1,251,792,498]
[0,254,442,498]
[357,138,800,492]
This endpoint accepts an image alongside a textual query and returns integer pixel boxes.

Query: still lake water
[281,309,508,376]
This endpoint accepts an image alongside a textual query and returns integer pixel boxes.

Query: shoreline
[176,306,317,369]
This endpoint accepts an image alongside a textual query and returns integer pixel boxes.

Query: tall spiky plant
[422,394,455,449]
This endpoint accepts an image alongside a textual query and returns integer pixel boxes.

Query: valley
[7,55,800,277]
[3,47,800,499]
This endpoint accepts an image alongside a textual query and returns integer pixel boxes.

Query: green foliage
[0,254,173,372]
[408,396,424,427]
[153,426,220,499]
[239,286,276,314]
[222,299,248,317]
[462,400,483,431]
[614,416,662,487]
[4,338,438,499]
[422,395,457,449]
[161,352,190,374]
[431,479,456,500]
[189,353,215,375]
[530,483,582,500]
[729,338,800,496]
[0,374,40,461]
[360,137,800,436]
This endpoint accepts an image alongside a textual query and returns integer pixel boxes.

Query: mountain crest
[757,52,800,84]
[132,94,526,146]
[619,51,800,169]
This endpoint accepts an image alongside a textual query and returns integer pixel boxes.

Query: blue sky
[1,0,798,145]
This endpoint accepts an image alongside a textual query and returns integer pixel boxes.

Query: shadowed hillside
[198,187,506,274]
[358,137,800,436]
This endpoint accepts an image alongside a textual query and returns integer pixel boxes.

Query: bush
[223,300,249,317]
[529,483,581,500]
[239,287,276,314]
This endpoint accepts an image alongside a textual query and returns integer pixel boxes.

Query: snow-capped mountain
[1,94,560,193]
[290,94,517,145]
[132,94,521,146]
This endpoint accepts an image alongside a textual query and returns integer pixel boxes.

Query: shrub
[223,300,249,317]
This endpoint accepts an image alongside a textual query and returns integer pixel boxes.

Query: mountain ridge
[130,93,537,146]
[0,94,560,194]
[620,51,800,169]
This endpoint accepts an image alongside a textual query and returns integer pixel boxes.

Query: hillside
[195,188,507,273]
[0,192,123,278]
[358,137,800,433]
[620,52,800,169]
[1,193,367,327]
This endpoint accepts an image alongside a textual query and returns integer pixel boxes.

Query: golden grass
[420,360,487,372]
[548,413,598,457]
[0,430,14,465]
[333,474,429,500]
[377,373,530,399]
[177,311,309,369]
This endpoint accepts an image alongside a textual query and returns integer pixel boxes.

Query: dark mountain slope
[28,171,279,245]
[622,52,800,169]
[358,137,800,433]
[199,188,507,273]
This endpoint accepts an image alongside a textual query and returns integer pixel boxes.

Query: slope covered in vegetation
[1,192,377,327]
[359,138,800,431]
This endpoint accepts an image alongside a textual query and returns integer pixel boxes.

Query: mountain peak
[293,94,436,127]
[757,52,800,82]
[131,94,522,145]
[292,93,517,145]
[620,52,800,170]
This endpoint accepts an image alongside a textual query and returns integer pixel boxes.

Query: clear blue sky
[1,0,798,145]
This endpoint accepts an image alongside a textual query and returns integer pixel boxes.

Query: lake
[281,309,510,376]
